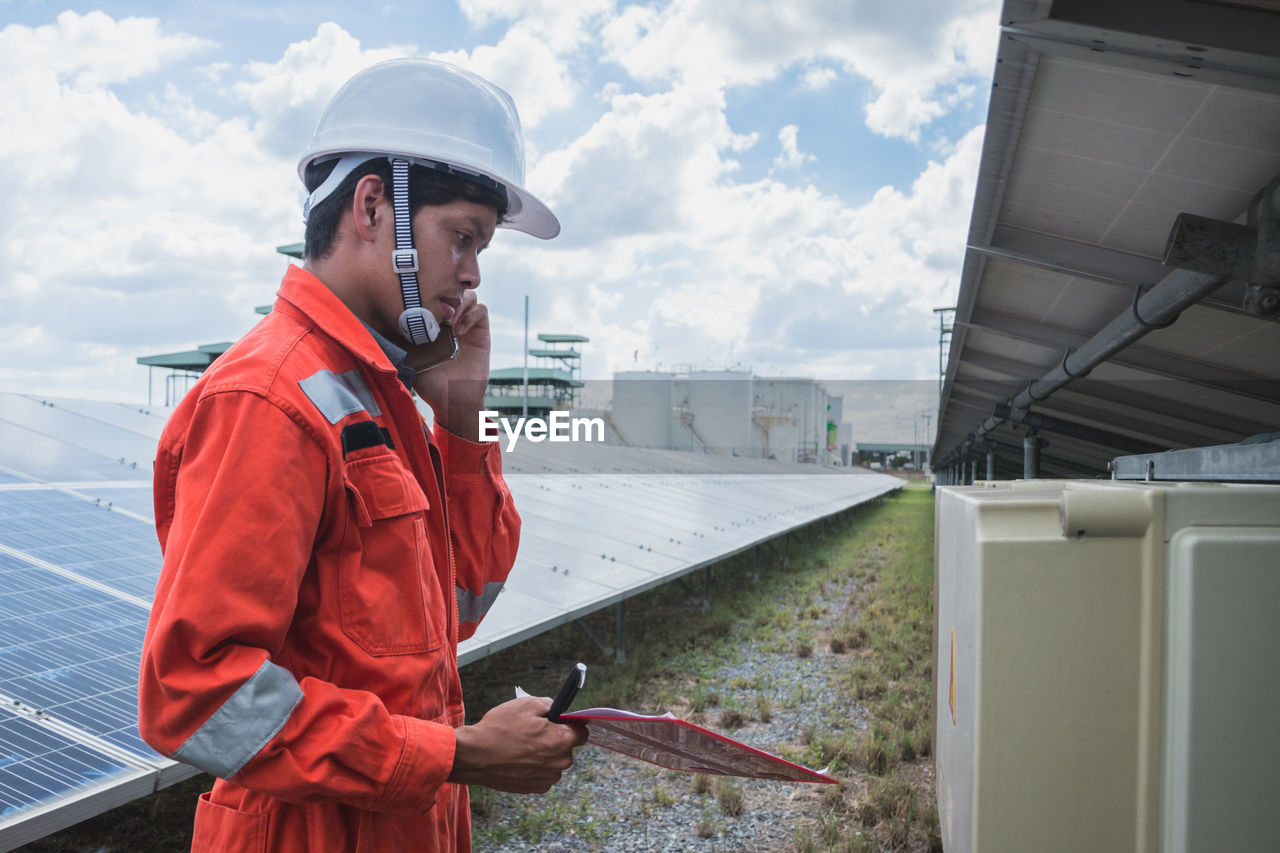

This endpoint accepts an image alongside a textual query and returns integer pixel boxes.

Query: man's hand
[409,290,490,441]
[448,696,589,793]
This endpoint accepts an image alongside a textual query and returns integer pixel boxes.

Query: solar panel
[58,486,155,523]
[459,467,901,663]
[0,711,150,823]
[0,492,161,602]
[0,396,159,471]
[0,420,148,486]
[0,394,901,848]
[0,551,155,759]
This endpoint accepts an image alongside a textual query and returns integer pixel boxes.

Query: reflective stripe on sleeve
[299,369,382,424]
[173,659,304,779]
[457,581,504,624]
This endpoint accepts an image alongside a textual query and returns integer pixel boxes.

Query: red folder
[561,707,837,784]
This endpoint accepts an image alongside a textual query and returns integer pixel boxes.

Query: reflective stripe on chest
[299,369,382,424]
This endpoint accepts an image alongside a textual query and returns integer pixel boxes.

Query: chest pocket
[340,448,445,656]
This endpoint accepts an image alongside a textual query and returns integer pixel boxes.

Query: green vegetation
[463,485,940,852]
[787,485,941,853]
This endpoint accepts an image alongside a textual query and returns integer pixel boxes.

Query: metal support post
[986,448,996,481]
[615,601,626,663]
[969,458,978,484]
[752,546,760,583]
[575,617,614,660]
[1024,432,1044,479]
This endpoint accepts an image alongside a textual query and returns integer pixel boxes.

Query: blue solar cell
[0,552,157,765]
[0,491,161,601]
[0,713,136,818]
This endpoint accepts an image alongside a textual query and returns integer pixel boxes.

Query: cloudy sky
[0,0,1000,416]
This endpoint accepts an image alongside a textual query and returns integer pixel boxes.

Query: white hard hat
[298,57,559,240]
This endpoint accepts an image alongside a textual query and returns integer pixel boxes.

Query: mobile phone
[403,324,459,373]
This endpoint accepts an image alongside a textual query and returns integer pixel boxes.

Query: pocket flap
[344,450,429,526]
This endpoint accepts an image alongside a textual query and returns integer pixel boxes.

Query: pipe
[964,267,1227,451]
[1024,433,1043,479]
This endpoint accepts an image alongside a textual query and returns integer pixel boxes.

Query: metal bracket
[1162,174,1280,317]
[1243,284,1280,317]
[1060,347,1092,380]
[1131,285,1179,330]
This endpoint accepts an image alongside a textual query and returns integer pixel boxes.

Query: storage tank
[934,479,1280,853]
[759,378,821,463]
[609,371,672,448]
[686,370,752,455]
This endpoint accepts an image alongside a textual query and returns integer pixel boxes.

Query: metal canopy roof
[536,333,589,343]
[935,0,1280,480]
[135,343,233,372]
[487,366,583,386]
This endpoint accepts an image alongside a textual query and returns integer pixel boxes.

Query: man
[139,58,585,852]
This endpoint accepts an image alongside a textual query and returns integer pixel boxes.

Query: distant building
[484,366,583,420]
[601,369,850,465]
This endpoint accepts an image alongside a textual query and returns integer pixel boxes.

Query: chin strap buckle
[398,307,440,346]
[392,248,419,273]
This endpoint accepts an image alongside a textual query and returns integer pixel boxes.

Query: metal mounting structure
[1111,436,1280,483]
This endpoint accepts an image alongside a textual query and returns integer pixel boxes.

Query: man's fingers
[453,301,487,337]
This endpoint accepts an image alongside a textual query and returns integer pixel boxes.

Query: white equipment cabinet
[934,480,1280,853]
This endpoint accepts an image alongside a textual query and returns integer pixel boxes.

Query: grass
[462,486,939,851]
[788,485,942,853]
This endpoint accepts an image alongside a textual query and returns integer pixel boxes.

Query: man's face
[377,196,498,341]
[417,198,498,327]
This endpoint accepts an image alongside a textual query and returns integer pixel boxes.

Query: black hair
[302,157,510,261]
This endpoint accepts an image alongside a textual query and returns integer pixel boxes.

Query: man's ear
[350,174,388,244]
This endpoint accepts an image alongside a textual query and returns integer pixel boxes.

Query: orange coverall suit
[139,265,520,852]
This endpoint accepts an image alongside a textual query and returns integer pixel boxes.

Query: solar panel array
[0,391,900,849]
[0,394,176,851]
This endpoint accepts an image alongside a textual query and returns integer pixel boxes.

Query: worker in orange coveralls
[138,58,586,852]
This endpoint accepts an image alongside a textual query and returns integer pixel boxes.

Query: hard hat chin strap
[390,157,439,345]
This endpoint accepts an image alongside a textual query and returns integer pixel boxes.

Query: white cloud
[431,29,575,130]
[459,0,615,54]
[773,125,815,170]
[0,17,413,402]
[0,11,211,89]
[234,22,415,158]
[602,0,1000,142]
[801,66,838,90]
[482,62,985,379]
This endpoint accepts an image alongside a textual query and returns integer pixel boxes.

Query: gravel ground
[475,576,872,852]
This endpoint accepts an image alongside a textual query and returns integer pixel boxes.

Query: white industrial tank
[934,479,1280,853]
[610,371,673,448]
[686,370,752,455]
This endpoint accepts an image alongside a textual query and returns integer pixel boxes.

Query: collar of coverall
[276,265,406,379]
